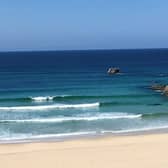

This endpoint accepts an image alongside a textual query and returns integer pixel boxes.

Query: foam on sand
[0,131,97,141]
[101,125,168,134]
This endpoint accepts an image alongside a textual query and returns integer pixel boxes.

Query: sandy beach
[1,133,168,168]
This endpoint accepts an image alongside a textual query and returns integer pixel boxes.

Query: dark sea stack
[107,67,120,75]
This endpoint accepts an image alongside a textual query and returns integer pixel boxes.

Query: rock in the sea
[150,84,166,91]
[163,85,168,95]
[107,67,120,75]
[150,84,168,97]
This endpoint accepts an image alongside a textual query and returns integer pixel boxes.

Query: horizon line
[0,47,168,53]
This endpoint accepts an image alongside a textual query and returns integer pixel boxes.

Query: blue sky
[0,0,168,51]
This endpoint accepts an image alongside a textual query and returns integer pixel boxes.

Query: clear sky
[0,0,168,51]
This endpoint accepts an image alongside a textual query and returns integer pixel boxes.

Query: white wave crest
[31,96,54,102]
[0,102,99,111]
[0,113,142,123]
[30,95,69,102]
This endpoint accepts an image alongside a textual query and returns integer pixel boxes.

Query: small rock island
[107,67,120,75]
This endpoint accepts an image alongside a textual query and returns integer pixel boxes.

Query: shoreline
[1,132,168,168]
[1,127,168,145]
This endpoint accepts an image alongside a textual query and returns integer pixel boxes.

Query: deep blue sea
[0,49,168,142]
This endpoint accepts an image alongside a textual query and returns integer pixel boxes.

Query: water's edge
[1,128,168,144]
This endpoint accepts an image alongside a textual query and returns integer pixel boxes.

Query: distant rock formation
[150,84,166,91]
[163,85,168,95]
[107,67,120,75]
[150,84,168,96]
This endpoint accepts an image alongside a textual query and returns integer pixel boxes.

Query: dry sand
[1,133,168,168]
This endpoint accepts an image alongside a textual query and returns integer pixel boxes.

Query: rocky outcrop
[107,67,120,75]
[163,85,168,95]
[150,84,168,96]
[150,84,166,91]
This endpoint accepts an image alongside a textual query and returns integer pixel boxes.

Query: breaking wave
[31,96,55,102]
[0,113,142,123]
[0,94,154,102]
[0,102,99,111]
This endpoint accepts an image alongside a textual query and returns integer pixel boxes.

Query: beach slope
[1,134,168,168]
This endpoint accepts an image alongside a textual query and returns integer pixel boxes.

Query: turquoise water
[0,49,168,142]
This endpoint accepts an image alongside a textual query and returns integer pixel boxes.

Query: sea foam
[0,113,142,123]
[31,96,55,101]
[0,102,99,111]
[0,131,96,142]
[101,125,168,134]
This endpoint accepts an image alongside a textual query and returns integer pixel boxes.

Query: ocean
[0,49,168,142]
